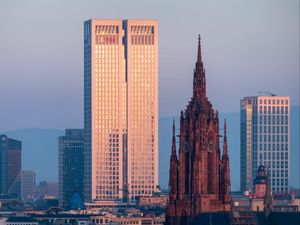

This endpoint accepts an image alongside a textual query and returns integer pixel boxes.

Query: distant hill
[0,106,298,191]
[0,128,64,182]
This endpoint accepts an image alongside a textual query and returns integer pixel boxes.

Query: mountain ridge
[1,106,298,191]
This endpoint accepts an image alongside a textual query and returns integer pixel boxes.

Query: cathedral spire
[221,119,231,208]
[172,119,176,155]
[223,119,228,155]
[169,119,178,201]
[193,35,206,99]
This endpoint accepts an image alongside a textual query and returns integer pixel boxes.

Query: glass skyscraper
[240,96,290,194]
[84,19,158,203]
[0,135,21,198]
[59,129,85,208]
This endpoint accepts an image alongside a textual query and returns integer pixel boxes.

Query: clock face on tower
[207,137,215,153]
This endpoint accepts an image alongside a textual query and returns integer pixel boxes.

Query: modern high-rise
[84,19,158,203]
[59,129,84,208]
[0,135,21,198]
[21,170,36,200]
[240,95,290,194]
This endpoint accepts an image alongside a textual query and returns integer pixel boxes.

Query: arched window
[180,210,187,225]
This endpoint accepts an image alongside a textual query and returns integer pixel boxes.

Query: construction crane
[259,91,276,96]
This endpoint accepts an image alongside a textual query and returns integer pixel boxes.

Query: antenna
[259,91,276,97]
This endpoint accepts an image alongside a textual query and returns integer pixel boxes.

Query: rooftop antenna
[259,91,276,96]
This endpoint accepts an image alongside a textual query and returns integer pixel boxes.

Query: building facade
[240,96,290,194]
[84,19,158,202]
[165,37,231,225]
[0,135,21,198]
[59,129,84,208]
[21,170,36,200]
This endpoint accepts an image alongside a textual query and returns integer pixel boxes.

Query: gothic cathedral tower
[166,36,231,225]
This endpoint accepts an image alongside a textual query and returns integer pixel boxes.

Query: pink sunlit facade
[84,19,158,203]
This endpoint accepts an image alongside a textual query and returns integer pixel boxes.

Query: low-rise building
[90,215,165,225]
[137,194,168,209]
[4,216,38,225]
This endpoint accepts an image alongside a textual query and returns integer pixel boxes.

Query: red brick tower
[166,36,231,225]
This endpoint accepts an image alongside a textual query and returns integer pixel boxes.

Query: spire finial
[224,119,227,141]
[173,119,175,137]
[197,34,202,63]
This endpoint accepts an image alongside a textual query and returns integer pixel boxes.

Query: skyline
[0,1,299,223]
[0,0,299,131]
[0,0,299,192]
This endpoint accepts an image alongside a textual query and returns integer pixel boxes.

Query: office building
[84,19,158,202]
[240,95,290,194]
[59,129,84,208]
[0,135,21,198]
[21,170,36,200]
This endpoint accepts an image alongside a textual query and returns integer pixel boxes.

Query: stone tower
[166,36,231,225]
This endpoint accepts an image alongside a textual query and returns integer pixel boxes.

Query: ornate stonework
[166,36,231,225]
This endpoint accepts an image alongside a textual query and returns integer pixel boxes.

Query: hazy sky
[0,0,299,131]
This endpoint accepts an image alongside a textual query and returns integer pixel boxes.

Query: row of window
[259,134,288,143]
[259,125,288,134]
[258,105,288,114]
[130,25,155,34]
[257,143,288,151]
[260,99,288,105]
[254,162,288,169]
[271,187,289,192]
[258,115,288,125]
[95,25,119,34]
[269,170,289,177]
[131,35,154,45]
[271,178,288,186]
[95,170,120,175]
[258,151,288,159]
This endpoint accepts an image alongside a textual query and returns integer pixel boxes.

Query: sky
[0,0,299,131]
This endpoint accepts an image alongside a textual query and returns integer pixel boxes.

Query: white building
[84,19,158,203]
[240,95,290,194]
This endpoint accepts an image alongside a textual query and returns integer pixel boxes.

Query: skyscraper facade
[0,135,21,198]
[59,129,85,208]
[21,170,36,200]
[240,96,290,194]
[84,19,158,203]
